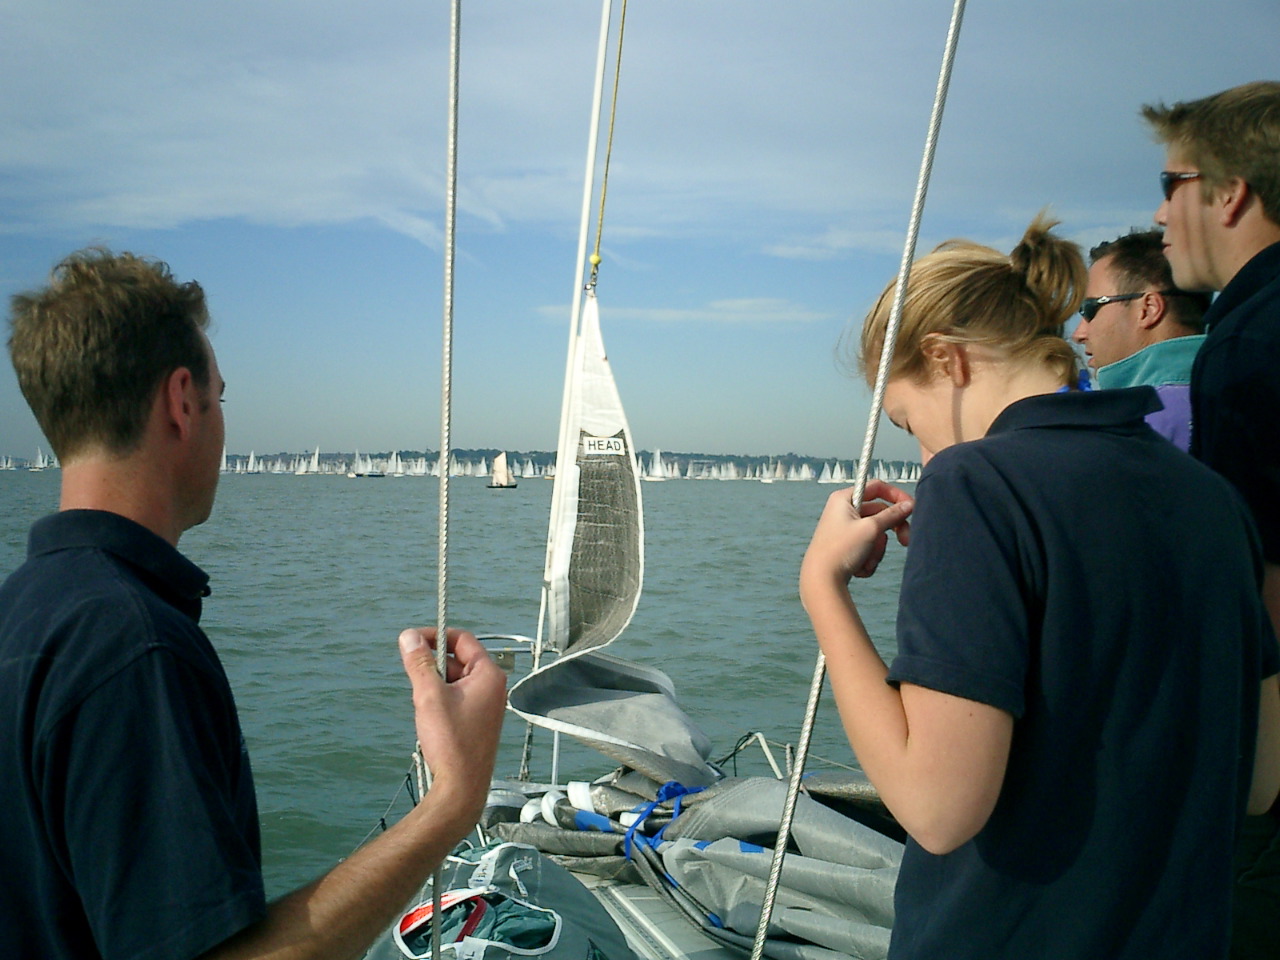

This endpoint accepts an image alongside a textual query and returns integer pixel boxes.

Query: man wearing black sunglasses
[1072,228,1209,450]
[1145,81,1280,960]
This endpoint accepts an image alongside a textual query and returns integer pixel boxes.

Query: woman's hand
[801,480,914,589]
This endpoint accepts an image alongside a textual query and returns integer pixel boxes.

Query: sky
[1,0,1277,464]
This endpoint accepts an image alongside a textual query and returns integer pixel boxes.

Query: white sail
[507,292,711,786]
[542,292,643,656]
[644,448,667,481]
[488,451,517,488]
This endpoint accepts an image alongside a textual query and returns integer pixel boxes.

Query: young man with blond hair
[1145,80,1280,960]
[0,249,507,960]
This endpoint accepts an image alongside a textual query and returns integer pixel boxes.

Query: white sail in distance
[489,451,517,488]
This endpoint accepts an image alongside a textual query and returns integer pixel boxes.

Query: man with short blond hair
[1074,228,1210,449]
[1,249,506,960]
[1146,80,1280,960]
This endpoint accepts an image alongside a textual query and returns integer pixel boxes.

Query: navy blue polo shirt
[885,388,1278,960]
[1189,240,1280,562]
[0,510,265,960]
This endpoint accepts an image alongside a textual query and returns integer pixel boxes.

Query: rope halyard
[437,0,462,707]
[426,2,463,956]
[748,3,969,958]
[587,0,629,291]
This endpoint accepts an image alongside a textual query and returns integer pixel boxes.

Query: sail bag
[369,842,637,960]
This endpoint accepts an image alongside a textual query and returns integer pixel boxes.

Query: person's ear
[160,367,198,442]
[920,336,969,387]
[1219,177,1251,228]
[1137,292,1165,330]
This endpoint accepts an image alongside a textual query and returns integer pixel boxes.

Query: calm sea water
[0,470,906,898]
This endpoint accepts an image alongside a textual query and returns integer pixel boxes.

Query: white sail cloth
[659,778,901,959]
[509,292,718,787]
[542,293,643,658]
[508,651,718,787]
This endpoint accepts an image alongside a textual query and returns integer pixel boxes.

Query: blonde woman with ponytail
[801,215,1280,959]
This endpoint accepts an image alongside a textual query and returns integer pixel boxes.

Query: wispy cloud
[765,226,911,261]
[3,0,1277,254]
[539,297,830,325]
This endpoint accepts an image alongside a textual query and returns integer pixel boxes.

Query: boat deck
[581,875,739,960]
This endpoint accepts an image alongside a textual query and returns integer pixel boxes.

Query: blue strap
[623,781,706,859]
[1057,368,1093,393]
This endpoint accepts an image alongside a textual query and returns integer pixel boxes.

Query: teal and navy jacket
[1094,334,1205,451]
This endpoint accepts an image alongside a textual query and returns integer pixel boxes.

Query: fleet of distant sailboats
[0,448,58,471]
[1,443,920,483]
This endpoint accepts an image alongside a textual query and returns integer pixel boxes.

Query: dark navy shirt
[0,510,265,960]
[1190,240,1280,562]
[885,388,1278,960]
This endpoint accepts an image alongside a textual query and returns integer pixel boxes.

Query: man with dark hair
[0,249,507,960]
[1072,228,1210,449]
[1145,80,1280,959]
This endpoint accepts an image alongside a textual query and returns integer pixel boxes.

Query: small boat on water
[641,449,667,481]
[348,449,386,478]
[487,452,518,489]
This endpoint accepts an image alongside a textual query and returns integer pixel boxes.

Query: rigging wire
[748,2,969,957]
[437,0,461,686]
[425,1,463,957]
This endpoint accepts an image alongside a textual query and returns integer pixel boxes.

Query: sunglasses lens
[1161,171,1201,201]
[1081,301,1097,321]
